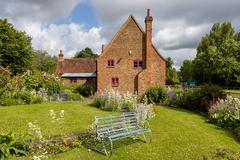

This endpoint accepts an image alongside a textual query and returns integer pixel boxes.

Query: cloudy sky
[0,0,240,69]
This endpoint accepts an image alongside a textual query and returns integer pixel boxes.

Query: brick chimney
[58,50,64,62]
[145,9,153,69]
[101,44,104,53]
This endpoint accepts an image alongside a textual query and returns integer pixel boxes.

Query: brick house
[55,50,97,85]
[97,9,166,95]
[56,9,166,95]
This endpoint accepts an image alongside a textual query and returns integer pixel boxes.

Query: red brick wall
[62,78,96,85]
[97,16,165,95]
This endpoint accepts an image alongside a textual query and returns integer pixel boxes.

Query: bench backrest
[95,112,138,138]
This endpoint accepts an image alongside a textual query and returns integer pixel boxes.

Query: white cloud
[0,0,106,58]
[161,48,196,70]
[90,0,240,68]
[0,0,84,21]
[17,21,106,57]
[1,0,240,68]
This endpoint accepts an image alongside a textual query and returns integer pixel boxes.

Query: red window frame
[133,60,143,68]
[107,59,115,68]
[112,77,119,87]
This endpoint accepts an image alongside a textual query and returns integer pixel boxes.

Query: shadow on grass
[82,137,146,156]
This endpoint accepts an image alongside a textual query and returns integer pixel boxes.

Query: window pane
[134,61,138,67]
[108,60,114,67]
[139,61,143,67]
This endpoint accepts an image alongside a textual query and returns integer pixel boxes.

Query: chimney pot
[101,44,105,53]
[147,9,150,16]
[58,50,64,62]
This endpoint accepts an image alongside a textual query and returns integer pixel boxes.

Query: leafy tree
[180,60,193,82]
[193,22,240,86]
[166,57,180,85]
[166,57,174,69]
[0,19,33,75]
[74,47,98,58]
[32,50,57,73]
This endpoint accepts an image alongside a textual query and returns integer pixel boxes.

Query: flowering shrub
[165,85,226,113]
[92,90,137,111]
[135,96,155,127]
[0,71,63,106]
[209,96,240,130]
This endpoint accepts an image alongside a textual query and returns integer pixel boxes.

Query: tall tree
[74,47,98,58]
[166,57,180,85]
[32,50,57,74]
[180,60,193,82]
[193,22,240,86]
[0,19,33,75]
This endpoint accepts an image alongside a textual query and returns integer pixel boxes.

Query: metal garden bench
[94,112,152,156]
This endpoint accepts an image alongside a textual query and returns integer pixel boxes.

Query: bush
[0,133,29,159]
[235,127,240,141]
[92,90,137,112]
[46,81,62,96]
[166,84,226,113]
[63,84,80,93]
[209,96,240,130]
[14,91,33,104]
[65,93,84,101]
[75,84,96,97]
[143,85,167,104]
[0,98,23,106]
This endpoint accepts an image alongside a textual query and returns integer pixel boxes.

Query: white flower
[60,110,65,118]
[32,156,41,160]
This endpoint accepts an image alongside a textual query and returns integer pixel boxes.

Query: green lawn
[224,89,240,94]
[0,102,239,160]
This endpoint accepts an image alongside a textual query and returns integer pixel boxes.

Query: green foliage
[167,85,226,113]
[32,50,57,74]
[166,68,180,85]
[208,96,240,130]
[63,84,80,93]
[166,57,180,85]
[74,47,98,59]
[65,93,84,101]
[0,18,33,75]
[180,60,193,82]
[0,71,63,106]
[143,85,167,104]
[0,133,29,159]
[193,22,240,87]
[235,127,240,141]
[75,84,96,97]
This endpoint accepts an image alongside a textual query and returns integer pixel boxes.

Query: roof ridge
[98,14,145,58]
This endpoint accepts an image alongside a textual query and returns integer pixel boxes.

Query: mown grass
[0,101,239,160]
[224,89,240,94]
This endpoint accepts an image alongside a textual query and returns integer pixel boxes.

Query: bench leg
[101,138,113,157]
[143,131,152,143]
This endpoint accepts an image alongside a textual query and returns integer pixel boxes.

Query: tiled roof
[55,58,96,76]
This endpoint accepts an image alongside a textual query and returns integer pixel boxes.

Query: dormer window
[107,59,115,67]
[133,60,143,68]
